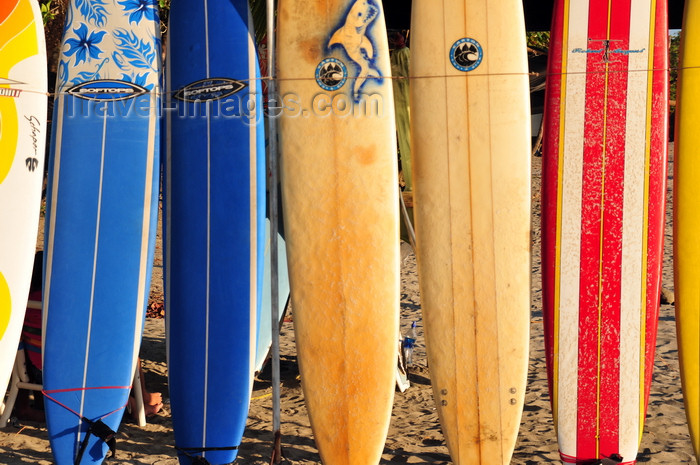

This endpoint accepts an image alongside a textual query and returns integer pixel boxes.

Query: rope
[560,451,630,464]
[42,386,130,465]
[0,65,689,99]
[251,392,272,401]
[42,386,130,421]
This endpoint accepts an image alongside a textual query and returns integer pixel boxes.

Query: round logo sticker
[450,38,483,72]
[315,58,348,91]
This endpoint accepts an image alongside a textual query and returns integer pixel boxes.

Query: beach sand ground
[1,144,696,464]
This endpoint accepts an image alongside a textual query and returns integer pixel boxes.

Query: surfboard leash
[73,417,117,464]
[42,385,130,464]
[560,451,629,464]
[176,445,239,465]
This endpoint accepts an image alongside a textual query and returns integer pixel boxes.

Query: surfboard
[409,1,531,463]
[542,0,668,462]
[673,0,700,461]
[255,218,290,373]
[42,1,161,463]
[164,0,264,463]
[0,0,47,411]
[276,1,400,463]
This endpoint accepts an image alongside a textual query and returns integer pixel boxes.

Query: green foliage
[157,0,170,34]
[40,0,56,25]
[527,31,550,53]
[250,0,268,44]
[669,31,680,102]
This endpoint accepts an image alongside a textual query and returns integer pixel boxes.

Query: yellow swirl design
[0,272,10,340]
[0,0,38,184]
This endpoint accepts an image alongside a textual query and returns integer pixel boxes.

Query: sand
[1,143,697,464]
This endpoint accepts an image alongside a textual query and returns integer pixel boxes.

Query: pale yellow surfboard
[410,1,531,463]
[674,0,700,460]
[276,1,400,464]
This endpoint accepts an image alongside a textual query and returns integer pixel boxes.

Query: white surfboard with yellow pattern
[0,0,47,407]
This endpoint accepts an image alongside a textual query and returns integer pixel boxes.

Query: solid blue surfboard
[164,0,265,463]
[42,1,161,464]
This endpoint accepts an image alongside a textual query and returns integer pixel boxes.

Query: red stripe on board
[597,0,632,458]
[542,0,567,406]
[576,0,633,459]
[643,0,668,416]
[575,0,607,455]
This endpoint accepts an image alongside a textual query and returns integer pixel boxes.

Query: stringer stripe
[202,0,211,453]
[466,1,502,460]
[77,104,109,456]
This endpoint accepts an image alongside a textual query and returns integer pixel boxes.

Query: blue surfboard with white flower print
[43,0,160,463]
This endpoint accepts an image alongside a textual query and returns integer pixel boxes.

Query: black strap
[580,455,624,465]
[74,418,117,465]
[176,446,239,465]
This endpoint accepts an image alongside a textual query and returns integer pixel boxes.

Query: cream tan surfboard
[410,1,531,463]
[276,1,399,464]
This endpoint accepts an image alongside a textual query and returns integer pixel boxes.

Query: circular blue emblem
[315,58,348,91]
[450,38,483,72]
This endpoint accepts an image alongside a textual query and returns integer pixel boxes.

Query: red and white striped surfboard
[542,0,668,463]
